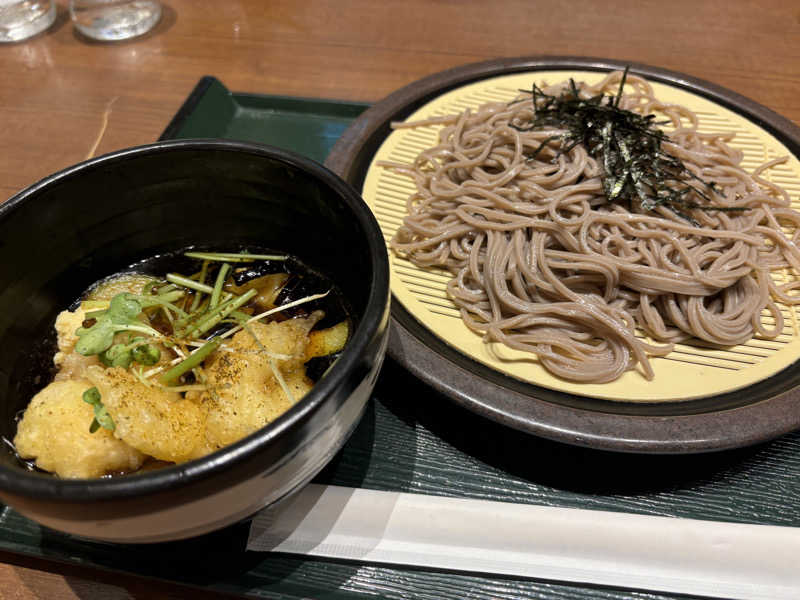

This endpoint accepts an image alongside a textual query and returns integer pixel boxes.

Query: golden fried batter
[53,306,101,381]
[87,366,205,463]
[13,379,145,478]
[189,316,319,457]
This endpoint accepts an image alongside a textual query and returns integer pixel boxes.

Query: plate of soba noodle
[326,57,800,452]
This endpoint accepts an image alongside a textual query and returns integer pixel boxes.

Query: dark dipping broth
[8,248,352,478]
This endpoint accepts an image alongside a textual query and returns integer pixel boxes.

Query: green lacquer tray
[2,77,799,600]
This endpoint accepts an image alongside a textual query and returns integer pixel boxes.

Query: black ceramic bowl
[0,140,390,542]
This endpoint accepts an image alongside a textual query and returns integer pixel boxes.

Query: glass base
[71,0,161,41]
[0,1,56,43]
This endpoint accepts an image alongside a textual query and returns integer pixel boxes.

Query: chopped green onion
[189,260,210,312]
[173,291,234,334]
[166,273,215,294]
[187,288,258,338]
[136,291,188,317]
[173,298,209,331]
[184,251,287,262]
[210,263,231,310]
[155,283,180,295]
[159,338,221,385]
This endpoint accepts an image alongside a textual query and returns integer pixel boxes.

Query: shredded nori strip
[512,67,746,223]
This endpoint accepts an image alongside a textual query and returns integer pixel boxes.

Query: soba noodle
[383,71,800,384]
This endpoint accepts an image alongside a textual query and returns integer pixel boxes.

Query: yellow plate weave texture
[362,71,800,402]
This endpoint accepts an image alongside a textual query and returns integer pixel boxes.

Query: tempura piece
[52,304,171,380]
[305,321,349,360]
[53,306,100,381]
[86,365,205,463]
[13,379,146,478]
[189,315,320,457]
[86,273,156,302]
[13,251,348,480]
[52,273,156,381]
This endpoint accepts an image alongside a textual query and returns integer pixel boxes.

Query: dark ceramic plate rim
[0,139,390,499]
[325,55,800,454]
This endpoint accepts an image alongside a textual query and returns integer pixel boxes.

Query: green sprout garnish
[183,251,286,262]
[99,337,161,368]
[99,343,135,368]
[82,387,115,433]
[75,290,186,357]
[71,252,327,398]
[131,343,160,366]
[183,288,257,338]
[75,293,161,356]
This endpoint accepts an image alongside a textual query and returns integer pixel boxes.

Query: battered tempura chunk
[189,315,320,457]
[13,379,146,478]
[85,273,154,302]
[13,255,349,479]
[86,365,205,463]
[53,306,101,381]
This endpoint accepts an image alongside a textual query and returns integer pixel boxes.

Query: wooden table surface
[1,0,799,597]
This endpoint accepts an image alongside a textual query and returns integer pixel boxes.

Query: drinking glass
[69,0,161,41]
[0,0,55,42]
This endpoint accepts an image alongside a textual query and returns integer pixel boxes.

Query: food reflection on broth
[11,250,351,479]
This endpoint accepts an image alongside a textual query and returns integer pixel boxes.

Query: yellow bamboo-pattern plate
[361,71,800,402]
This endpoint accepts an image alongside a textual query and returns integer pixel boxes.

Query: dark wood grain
[1,0,799,204]
[0,551,243,600]
[2,0,800,597]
